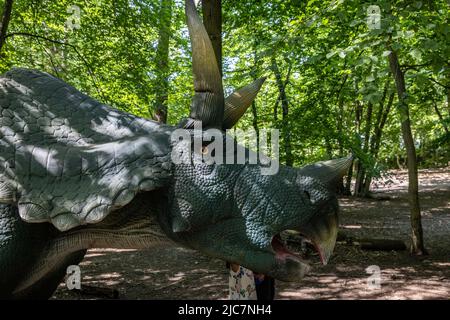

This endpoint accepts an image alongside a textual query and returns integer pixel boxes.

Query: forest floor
[53,168,450,300]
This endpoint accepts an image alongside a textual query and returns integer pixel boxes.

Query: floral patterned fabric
[228,266,257,300]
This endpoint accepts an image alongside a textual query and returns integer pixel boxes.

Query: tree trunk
[271,56,293,166]
[364,87,395,195]
[355,102,373,196]
[353,93,364,195]
[251,100,259,150]
[433,101,449,134]
[396,154,404,169]
[274,97,279,122]
[388,50,427,255]
[447,88,450,118]
[251,41,260,152]
[344,159,354,196]
[152,0,173,124]
[337,96,345,157]
[370,80,390,155]
[202,0,222,76]
[372,92,395,156]
[0,0,14,55]
[335,73,349,157]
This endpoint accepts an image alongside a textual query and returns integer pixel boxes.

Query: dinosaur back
[0,68,173,231]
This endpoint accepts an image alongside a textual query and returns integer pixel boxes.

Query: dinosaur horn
[297,155,353,190]
[185,0,224,129]
[222,77,267,129]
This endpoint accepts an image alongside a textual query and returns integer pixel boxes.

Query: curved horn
[223,77,266,129]
[185,0,224,129]
[297,155,353,190]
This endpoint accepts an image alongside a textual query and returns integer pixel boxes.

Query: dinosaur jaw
[296,208,339,266]
[267,237,311,281]
[269,210,338,281]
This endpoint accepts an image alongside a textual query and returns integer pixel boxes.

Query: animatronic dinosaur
[0,0,351,299]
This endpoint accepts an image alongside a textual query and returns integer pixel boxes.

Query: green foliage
[1,0,448,169]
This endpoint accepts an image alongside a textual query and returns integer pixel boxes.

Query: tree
[271,55,293,166]
[153,0,173,123]
[388,49,426,255]
[0,0,13,54]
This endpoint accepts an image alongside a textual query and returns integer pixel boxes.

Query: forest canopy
[0,0,449,185]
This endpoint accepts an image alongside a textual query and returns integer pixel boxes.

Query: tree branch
[428,77,449,89]
[400,63,430,72]
[4,32,104,99]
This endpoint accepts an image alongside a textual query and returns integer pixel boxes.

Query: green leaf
[391,42,402,51]
[326,51,336,59]
[409,48,422,60]
[423,39,439,50]
[349,19,360,27]
[365,75,375,82]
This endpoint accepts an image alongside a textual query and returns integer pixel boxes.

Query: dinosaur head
[153,0,352,281]
[159,132,349,280]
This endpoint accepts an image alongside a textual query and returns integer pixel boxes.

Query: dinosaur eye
[201,145,209,155]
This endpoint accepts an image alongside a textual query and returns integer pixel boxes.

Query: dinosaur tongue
[271,235,298,259]
[273,232,325,266]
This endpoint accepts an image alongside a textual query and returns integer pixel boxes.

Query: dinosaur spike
[297,155,353,190]
[85,204,110,224]
[223,77,267,129]
[51,213,82,232]
[0,179,16,203]
[185,0,224,129]
[18,202,49,222]
[112,188,136,209]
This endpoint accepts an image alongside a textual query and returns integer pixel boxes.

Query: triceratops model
[0,0,351,299]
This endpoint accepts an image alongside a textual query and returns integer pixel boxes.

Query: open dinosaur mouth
[271,233,323,266]
[272,234,299,259]
[271,209,339,270]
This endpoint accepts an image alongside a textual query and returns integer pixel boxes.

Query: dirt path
[53,168,450,300]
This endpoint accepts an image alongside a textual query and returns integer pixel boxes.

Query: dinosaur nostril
[304,191,311,201]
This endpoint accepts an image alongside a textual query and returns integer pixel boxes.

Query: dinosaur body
[0,69,175,297]
[0,0,351,299]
